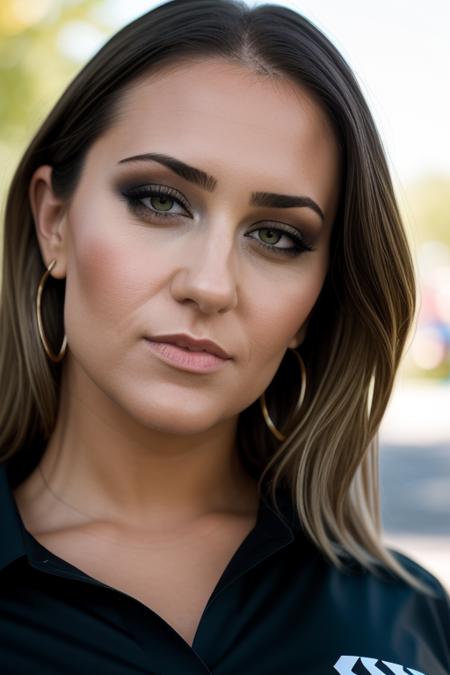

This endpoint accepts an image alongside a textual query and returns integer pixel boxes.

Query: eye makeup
[116,180,317,258]
[120,183,192,218]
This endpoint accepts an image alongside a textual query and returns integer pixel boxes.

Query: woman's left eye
[245,226,314,256]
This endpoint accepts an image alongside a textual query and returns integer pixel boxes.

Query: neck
[37,355,258,531]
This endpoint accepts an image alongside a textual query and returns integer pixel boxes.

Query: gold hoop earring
[259,348,307,442]
[36,258,67,363]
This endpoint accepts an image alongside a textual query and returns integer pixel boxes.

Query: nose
[170,224,239,314]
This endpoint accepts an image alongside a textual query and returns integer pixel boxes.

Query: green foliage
[403,175,450,247]
[0,0,111,203]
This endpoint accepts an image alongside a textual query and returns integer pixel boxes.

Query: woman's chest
[30,517,256,648]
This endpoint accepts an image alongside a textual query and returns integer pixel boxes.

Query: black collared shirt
[0,458,449,675]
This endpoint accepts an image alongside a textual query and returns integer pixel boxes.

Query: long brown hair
[0,0,431,594]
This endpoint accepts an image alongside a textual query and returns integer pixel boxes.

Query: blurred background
[1,0,449,588]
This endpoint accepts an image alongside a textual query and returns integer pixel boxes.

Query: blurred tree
[0,0,110,200]
[397,175,450,380]
[402,175,450,247]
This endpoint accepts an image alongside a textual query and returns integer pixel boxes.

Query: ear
[29,165,68,279]
[288,320,309,350]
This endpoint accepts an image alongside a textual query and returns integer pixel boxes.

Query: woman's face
[32,58,340,435]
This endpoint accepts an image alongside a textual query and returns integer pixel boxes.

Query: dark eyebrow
[117,152,325,223]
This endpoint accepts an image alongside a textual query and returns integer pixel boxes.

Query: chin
[121,400,223,436]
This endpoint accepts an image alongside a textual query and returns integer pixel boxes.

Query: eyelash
[120,184,315,258]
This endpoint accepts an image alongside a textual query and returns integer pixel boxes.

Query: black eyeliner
[120,183,191,213]
[117,181,316,258]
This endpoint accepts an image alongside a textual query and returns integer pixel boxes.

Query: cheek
[250,253,329,356]
[63,215,166,339]
[239,262,326,407]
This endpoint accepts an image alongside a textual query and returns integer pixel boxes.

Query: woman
[0,0,448,673]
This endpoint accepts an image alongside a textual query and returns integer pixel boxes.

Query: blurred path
[379,378,450,590]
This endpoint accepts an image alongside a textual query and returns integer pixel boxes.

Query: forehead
[88,58,340,213]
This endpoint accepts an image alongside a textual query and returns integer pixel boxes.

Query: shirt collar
[0,457,302,574]
[0,461,28,570]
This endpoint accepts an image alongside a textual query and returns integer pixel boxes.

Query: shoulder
[297,538,450,633]
[387,547,450,618]
[387,548,450,664]
[341,545,450,606]
[274,538,450,671]
[268,488,450,651]
[359,547,450,654]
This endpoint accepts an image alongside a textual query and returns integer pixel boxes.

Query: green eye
[259,228,282,246]
[121,183,315,259]
[246,224,315,257]
[150,195,173,212]
[121,185,189,219]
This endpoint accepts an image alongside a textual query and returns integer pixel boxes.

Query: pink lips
[144,339,229,373]
[148,333,231,359]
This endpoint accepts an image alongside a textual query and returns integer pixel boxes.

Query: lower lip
[144,339,230,373]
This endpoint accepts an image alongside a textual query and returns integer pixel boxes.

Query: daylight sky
[64,0,450,189]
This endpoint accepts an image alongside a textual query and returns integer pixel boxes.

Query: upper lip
[146,333,232,359]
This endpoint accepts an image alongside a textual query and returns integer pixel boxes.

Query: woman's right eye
[121,185,191,220]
